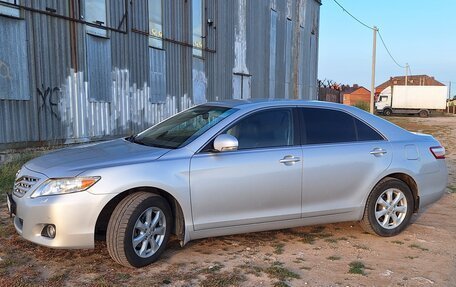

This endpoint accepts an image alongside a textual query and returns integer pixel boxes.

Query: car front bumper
[11,190,114,249]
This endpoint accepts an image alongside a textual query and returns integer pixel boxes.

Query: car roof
[205,99,345,109]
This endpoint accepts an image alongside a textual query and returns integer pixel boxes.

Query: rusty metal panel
[0,17,30,100]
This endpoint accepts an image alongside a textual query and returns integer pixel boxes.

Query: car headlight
[31,177,100,198]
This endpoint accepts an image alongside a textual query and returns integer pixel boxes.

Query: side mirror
[213,134,239,152]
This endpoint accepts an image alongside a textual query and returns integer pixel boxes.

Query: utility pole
[370,26,378,114]
[448,81,452,113]
[405,63,409,86]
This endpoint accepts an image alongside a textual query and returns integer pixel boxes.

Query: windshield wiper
[125,134,147,146]
[125,134,136,142]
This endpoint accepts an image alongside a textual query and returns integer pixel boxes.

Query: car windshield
[131,105,237,149]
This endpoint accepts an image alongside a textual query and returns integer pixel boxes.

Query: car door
[299,107,392,217]
[189,108,302,230]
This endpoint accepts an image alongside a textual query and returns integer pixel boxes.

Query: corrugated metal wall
[0,0,320,150]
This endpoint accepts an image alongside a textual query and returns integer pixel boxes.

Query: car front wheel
[107,192,172,267]
[360,178,414,236]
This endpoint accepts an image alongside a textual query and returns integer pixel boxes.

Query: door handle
[370,148,387,157]
[279,155,301,165]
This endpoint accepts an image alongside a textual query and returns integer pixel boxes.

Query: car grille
[14,176,39,197]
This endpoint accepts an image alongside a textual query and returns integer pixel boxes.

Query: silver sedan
[7,100,448,267]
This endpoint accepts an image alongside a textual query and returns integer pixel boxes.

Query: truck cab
[375,95,391,114]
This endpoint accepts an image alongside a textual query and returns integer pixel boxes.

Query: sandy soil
[0,115,455,287]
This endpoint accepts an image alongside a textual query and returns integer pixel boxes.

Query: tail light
[430,146,445,159]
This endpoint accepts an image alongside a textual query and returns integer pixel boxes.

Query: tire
[107,192,172,268]
[419,110,429,118]
[360,178,414,237]
[383,108,392,116]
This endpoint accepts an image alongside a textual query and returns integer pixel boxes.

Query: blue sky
[318,0,456,97]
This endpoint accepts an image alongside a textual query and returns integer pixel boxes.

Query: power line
[332,0,408,71]
[332,0,374,30]
[377,29,407,69]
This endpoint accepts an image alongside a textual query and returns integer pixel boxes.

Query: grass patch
[405,255,418,259]
[237,264,263,277]
[324,238,338,243]
[409,244,429,251]
[348,261,366,275]
[273,243,285,255]
[391,240,404,245]
[0,152,39,197]
[273,281,290,287]
[265,261,300,281]
[327,255,341,261]
[202,262,224,274]
[300,233,317,244]
[447,186,456,193]
[200,271,245,287]
[353,244,370,250]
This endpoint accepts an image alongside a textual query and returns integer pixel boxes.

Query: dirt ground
[0,115,455,287]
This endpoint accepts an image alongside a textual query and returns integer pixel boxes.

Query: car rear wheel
[107,192,172,267]
[360,178,414,236]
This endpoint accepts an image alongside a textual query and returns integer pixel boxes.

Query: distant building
[342,85,371,107]
[376,75,445,95]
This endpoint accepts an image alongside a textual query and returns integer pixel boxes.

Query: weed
[0,152,39,197]
[324,238,338,243]
[327,255,341,261]
[310,226,325,233]
[447,186,456,193]
[405,256,418,259]
[353,244,370,250]
[392,240,404,245]
[202,262,225,273]
[273,243,285,255]
[409,244,429,251]
[0,257,14,268]
[348,261,366,275]
[300,234,316,244]
[115,273,131,281]
[200,271,245,287]
[237,264,263,277]
[292,257,305,264]
[273,281,290,287]
[266,261,300,281]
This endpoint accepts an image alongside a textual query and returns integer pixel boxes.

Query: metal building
[0,0,321,149]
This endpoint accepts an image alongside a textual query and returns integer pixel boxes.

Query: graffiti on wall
[37,84,61,120]
[0,60,13,81]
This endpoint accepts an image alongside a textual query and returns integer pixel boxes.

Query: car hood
[25,139,170,177]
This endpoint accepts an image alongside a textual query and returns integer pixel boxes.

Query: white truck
[375,85,448,117]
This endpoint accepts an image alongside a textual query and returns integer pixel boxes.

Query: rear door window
[355,118,384,141]
[300,108,384,144]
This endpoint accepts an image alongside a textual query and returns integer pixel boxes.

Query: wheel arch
[95,186,186,244]
[377,173,419,212]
